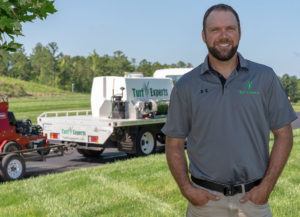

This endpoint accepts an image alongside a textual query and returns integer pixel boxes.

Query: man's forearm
[240,124,294,204]
[261,124,293,193]
[165,137,191,195]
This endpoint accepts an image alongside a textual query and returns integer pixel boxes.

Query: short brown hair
[203,4,241,34]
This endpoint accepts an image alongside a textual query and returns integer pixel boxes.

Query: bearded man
[162,4,297,217]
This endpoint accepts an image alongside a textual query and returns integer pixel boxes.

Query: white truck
[38,76,173,157]
[153,68,193,84]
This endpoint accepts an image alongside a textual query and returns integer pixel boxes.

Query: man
[162,4,297,217]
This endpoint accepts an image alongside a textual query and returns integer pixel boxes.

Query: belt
[191,176,262,196]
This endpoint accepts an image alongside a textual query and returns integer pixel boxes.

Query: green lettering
[132,88,136,97]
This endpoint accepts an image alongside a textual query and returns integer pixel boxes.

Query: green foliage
[280,74,298,102]
[10,48,31,80]
[0,130,299,216]
[296,79,300,102]
[30,42,54,85]
[6,42,193,93]
[0,80,28,97]
[0,0,56,64]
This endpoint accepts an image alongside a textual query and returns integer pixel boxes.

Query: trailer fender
[0,140,8,153]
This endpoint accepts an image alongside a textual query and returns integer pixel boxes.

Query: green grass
[291,102,300,112]
[269,128,300,216]
[0,76,91,124]
[8,94,90,124]
[0,76,67,96]
[0,131,299,217]
[0,77,299,216]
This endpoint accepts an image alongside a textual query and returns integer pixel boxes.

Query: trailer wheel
[136,129,156,156]
[77,149,105,158]
[1,153,25,181]
[2,141,20,153]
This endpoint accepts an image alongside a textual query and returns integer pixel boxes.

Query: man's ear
[202,30,206,43]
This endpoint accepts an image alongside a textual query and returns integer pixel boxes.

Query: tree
[30,43,52,85]
[136,59,152,76]
[47,42,61,87]
[107,50,134,76]
[9,48,31,80]
[0,0,56,64]
[56,55,72,90]
[280,74,298,102]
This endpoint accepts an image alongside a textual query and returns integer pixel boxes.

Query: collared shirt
[162,53,297,185]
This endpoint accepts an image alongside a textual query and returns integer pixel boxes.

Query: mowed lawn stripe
[0,156,185,217]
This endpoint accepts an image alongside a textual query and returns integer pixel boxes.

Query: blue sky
[17,0,300,77]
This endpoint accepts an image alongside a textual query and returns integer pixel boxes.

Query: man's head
[202,4,241,61]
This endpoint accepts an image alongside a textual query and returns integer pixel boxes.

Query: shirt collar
[199,52,248,75]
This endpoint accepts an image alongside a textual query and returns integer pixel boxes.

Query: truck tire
[77,149,105,158]
[2,141,20,153]
[0,153,25,181]
[136,128,156,156]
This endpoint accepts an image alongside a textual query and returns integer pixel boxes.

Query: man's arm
[166,136,219,206]
[240,124,293,204]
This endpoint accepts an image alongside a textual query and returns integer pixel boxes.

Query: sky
[16,0,300,77]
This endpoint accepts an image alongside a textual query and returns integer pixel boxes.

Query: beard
[206,40,239,61]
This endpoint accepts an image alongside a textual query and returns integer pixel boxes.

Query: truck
[153,67,193,84]
[38,76,173,157]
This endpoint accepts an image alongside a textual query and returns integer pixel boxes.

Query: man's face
[202,10,240,61]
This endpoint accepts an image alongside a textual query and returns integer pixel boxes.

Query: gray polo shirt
[162,53,297,185]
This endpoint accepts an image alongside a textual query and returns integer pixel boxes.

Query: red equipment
[0,95,49,153]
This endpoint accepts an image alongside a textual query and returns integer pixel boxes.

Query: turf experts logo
[240,81,260,95]
[132,82,168,98]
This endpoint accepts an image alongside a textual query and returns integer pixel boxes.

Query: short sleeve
[268,75,298,130]
[161,85,190,138]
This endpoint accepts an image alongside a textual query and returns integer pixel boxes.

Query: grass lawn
[0,130,299,217]
[291,102,300,112]
[8,94,90,124]
[1,76,90,124]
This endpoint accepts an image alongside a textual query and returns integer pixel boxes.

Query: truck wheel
[2,141,20,153]
[1,153,25,181]
[77,149,105,158]
[136,129,156,156]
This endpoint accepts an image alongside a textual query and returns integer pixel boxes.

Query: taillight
[50,133,59,139]
[89,136,98,143]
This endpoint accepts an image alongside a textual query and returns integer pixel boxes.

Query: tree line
[0,42,192,93]
[280,74,300,103]
[0,42,298,101]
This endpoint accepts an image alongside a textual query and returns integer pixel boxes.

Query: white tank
[91,76,173,119]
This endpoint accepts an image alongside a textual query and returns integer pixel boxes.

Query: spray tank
[91,76,173,120]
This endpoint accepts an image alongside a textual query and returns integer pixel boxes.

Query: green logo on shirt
[247,81,253,90]
[240,81,260,95]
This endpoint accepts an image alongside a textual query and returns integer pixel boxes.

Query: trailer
[0,94,73,181]
[0,144,70,181]
[38,76,173,157]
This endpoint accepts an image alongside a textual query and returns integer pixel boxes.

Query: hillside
[0,76,67,97]
[0,76,90,123]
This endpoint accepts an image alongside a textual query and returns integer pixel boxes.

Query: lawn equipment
[0,94,49,152]
[0,94,52,181]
